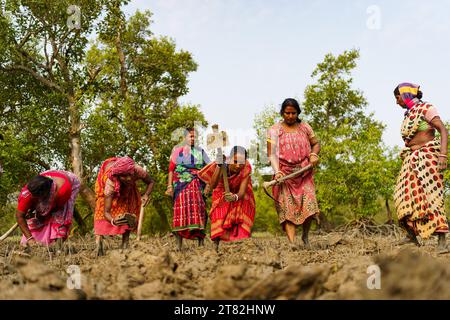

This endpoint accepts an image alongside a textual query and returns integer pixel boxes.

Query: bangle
[167,185,173,189]
[111,219,116,226]
[26,235,34,242]
[439,154,448,158]
[275,170,284,175]
[234,194,239,202]
[310,153,319,158]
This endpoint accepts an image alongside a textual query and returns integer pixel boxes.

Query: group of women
[9,82,449,253]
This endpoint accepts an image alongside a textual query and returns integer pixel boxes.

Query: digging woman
[166,128,210,251]
[94,156,154,256]
[393,83,448,252]
[15,170,80,249]
[267,98,320,248]
[198,146,255,252]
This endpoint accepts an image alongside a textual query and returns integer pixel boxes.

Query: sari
[198,160,255,241]
[17,170,80,245]
[170,145,210,239]
[267,122,320,227]
[94,157,147,235]
[394,101,449,239]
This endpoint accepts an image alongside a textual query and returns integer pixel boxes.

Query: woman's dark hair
[417,90,423,99]
[229,146,248,162]
[393,86,400,96]
[280,98,302,122]
[393,86,423,100]
[27,175,53,197]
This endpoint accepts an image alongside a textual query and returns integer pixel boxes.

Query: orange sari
[94,158,146,235]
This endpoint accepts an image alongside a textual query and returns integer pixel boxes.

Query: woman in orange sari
[199,146,255,251]
[94,156,154,255]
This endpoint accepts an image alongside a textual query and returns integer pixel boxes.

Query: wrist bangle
[26,235,34,242]
[310,153,318,158]
[111,219,116,226]
[439,154,448,158]
[167,185,173,189]
[275,170,283,175]
[234,194,239,202]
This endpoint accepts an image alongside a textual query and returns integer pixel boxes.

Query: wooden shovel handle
[136,205,145,241]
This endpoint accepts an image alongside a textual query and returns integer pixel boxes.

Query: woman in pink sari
[15,170,81,248]
[267,98,320,247]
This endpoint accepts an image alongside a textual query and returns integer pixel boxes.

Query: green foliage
[0,1,204,234]
[302,49,401,220]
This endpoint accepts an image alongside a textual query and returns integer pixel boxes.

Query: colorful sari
[17,170,80,245]
[267,122,320,227]
[170,145,210,239]
[94,157,147,236]
[394,101,449,239]
[198,160,255,241]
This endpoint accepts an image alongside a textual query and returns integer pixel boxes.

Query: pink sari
[268,122,319,227]
[19,170,81,245]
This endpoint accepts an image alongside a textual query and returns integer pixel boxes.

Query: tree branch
[3,64,63,93]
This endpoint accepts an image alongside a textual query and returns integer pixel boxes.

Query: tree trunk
[68,95,96,211]
[72,206,87,235]
[385,197,393,224]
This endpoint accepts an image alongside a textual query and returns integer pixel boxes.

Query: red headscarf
[97,157,135,196]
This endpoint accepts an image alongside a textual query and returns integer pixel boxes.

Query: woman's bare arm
[15,210,32,239]
[431,117,448,170]
[209,165,222,190]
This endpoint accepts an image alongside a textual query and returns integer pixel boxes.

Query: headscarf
[97,156,135,197]
[397,83,421,109]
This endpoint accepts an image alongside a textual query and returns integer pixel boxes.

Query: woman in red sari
[198,146,255,251]
[267,98,320,247]
[15,170,80,248]
[166,128,210,250]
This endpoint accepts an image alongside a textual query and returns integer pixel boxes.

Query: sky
[124,0,450,151]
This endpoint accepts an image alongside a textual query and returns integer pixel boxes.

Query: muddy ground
[1,226,450,300]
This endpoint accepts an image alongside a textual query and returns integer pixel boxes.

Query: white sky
[124,0,450,151]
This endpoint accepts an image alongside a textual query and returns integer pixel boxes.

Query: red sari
[267,122,320,227]
[198,160,255,241]
[169,145,209,239]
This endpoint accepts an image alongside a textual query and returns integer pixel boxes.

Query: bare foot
[176,236,182,251]
[437,234,448,253]
[395,236,420,247]
[214,239,220,252]
[95,244,104,257]
[95,237,104,257]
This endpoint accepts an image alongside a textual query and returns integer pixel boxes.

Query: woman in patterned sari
[94,156,154,255]
[198,146,255,252]
[15,170,80,248]
[267,98,320,247]
[393,83,448,251]
[166,128,210,250]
